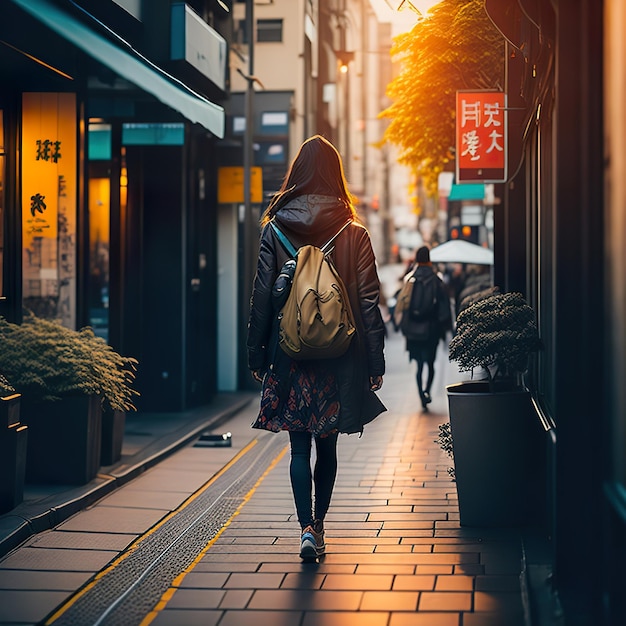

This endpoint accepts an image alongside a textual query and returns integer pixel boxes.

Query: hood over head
[272,194,353,243]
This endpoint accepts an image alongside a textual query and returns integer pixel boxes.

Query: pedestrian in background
[396,246,452,411]
[247,135,386,561]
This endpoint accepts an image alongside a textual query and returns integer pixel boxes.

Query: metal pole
[239,0,256,389]
[244,0,254,225]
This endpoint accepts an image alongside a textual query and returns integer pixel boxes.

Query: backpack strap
[320,219,353,255]
[269,221,298,258]
[270,219,353,258]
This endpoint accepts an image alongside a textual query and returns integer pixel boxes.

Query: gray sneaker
[299,523,325,560]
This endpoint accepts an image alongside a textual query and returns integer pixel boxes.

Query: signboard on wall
[21,92,77,326]
[456,90,507,183]
[218,166,263,204]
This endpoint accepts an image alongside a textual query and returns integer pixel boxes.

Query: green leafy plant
[0,373,16,397]
[0,312,138,412]
[449,291,542,389]
[435,422,455,480]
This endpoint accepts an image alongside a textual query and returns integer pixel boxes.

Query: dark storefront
[0,0,229,411]
[486,1,625,624]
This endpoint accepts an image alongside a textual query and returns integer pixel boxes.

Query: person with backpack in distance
[247,135,386,561]
[396,246,452,411]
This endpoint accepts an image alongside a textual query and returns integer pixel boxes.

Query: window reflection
[88,123,111,341]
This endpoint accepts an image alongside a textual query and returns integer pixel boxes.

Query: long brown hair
[261,135,358,226]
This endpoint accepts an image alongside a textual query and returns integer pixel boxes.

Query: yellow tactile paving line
[140,444,288,626]
[44,438,264,625]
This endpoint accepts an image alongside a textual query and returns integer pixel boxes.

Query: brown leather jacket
[247,194,386,433]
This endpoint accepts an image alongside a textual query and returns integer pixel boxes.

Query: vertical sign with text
[22,92,77,327]
[456,91,507,183]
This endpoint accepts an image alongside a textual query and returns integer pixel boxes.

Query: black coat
[247,194,386,434]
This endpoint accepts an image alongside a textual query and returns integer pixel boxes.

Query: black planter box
[0,394,27,513]
[20,395,102,485]
[447,381,545,527]
[100,409,125,466]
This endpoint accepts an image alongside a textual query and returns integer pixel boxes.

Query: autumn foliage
[380,0,504,195]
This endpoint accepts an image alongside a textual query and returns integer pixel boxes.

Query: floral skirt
[252,360,340,437]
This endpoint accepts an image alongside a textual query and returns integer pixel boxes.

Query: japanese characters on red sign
[456,91,507,183]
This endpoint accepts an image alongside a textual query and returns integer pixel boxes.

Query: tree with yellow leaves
[380,0,504,196]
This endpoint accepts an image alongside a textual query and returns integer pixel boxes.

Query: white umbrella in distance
[430,240,494,265]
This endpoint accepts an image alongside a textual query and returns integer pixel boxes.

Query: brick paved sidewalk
[0,330,527,626]
[146,332,527,626]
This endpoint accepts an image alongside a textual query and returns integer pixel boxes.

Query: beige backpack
[270,221,356,360]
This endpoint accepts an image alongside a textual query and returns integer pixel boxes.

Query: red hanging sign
[456,90,507,183]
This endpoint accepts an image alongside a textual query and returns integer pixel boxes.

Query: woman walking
[398,246,452,411]
[247,135,386,561]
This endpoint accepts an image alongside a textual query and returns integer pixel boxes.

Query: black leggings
[416,359,435,397]
[288,431,339,529]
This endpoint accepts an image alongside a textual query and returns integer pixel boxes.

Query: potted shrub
[0,374,27,513]
[0,313,138,484]
[445,290,545,527]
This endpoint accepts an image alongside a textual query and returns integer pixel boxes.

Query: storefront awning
[448,183,485,202]
[11,0,225,138]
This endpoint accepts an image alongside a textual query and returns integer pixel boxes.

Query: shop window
[21,93,77,328]
[88,124,112,160]
[254,141,287,165]
[87,123,116,341]
[257,19,282,43]
[232,116,246,134]
[260,111,288,135]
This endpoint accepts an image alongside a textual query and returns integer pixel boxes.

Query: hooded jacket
[247,194,386,434]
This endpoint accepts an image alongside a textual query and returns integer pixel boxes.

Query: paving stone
[175,572,229,588]
[389,612,460,626]
[29,530,137,552]
[360,590,419,611]
[248,589,363,611]
[165,588,225,609]
[281,572,326,589]
[462,611,525,626]
[416,565,454,574]
[322,573,393,591]
[474,590,524,612]
[372,544,414,553]
[150,609,222,626]
[0,589,70,622]
[454,564,486,575]
[392,575,436,591]
[0,546,115,571]
[302,611,390,625]
[0,569,91,591]
[99,488,188,510]
[218,589,253,609]
[192,561,259,573]
[259,563,354,574]
[56,505,167,534]
[356,564,415,575]
[435,575,475,591]
[382,522,438,531]
[223,572,285,589]
[218,610,303,626]
[419,591,472,611]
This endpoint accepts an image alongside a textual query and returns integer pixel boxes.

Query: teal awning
[448,183,485,201]
[11,0,225,138]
